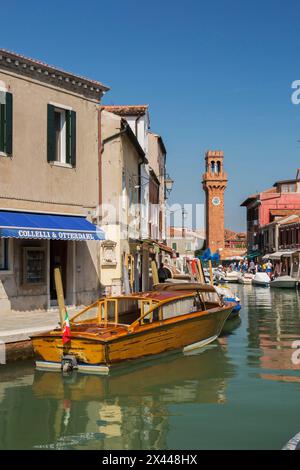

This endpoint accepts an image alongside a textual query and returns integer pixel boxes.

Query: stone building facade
[0,49,108,313]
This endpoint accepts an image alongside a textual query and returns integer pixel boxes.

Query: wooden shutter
[70,110,76,166]
[66,110,71,164]
[66,110,76,166]
[47,104,55,162]
[0,101,4,152]
[5,92,13,155]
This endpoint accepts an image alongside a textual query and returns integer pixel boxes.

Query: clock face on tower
[212,196,221,206]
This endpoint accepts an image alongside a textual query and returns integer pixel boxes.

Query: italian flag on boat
[62,309,71,344]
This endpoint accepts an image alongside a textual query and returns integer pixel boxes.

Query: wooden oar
[54,267,66,329]
[208,259,214,286]
[196,258,205,284]
[151,260,159,285]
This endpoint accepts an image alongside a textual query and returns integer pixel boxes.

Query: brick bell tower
[202,150,228,255]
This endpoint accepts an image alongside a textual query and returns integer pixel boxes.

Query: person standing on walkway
[249,260,256,274]
[266,260,273,278]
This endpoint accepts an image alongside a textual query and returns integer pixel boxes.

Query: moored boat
[215,285,241,319]
[238,273,254,285]
[252,272,270,287]
[216,271,241,283]
[31,283,234,374]
[270,275,297,289]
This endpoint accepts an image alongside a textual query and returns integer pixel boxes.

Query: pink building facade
[241,178,300,254]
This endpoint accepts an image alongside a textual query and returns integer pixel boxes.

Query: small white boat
[238,273,254,285]
[252,272,270,287]
[217,271,241,283]
[215,285,242,319]
[270,275,297,289]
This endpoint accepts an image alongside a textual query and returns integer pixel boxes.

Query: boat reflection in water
[32,344,235,450]
[246,287,300,384]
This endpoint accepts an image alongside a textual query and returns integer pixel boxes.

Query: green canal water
[1,285,300,450]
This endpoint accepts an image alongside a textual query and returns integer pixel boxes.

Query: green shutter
[70,111,76,166]
[66,110,76,166]
[5,92,13,155]
[66,110,71,164]
[47,104,55,162]
[0,101,5,152]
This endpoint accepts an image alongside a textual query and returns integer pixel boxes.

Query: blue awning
[0,211,105,241]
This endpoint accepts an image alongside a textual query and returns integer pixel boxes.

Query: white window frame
[0,90,7,157]
[54,107,66,164]
[185,242,192,251]
[0,239,13,274]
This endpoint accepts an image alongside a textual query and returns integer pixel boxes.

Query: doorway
[50,240,68,303]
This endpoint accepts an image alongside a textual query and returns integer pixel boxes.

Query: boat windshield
[70,291,222,329]
[70,297,160,326]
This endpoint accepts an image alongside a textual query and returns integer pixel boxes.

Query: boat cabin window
[162,292,219,320]
[139,302,160,325]
[104,298,140,324]
[162,296,198,320]
[201,291,221,304]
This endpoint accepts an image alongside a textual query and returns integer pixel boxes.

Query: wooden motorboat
[31,283,234,374]
[270,275,297,289]
[252,272,270,287]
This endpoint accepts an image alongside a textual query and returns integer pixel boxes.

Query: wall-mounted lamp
[164,174,174,198]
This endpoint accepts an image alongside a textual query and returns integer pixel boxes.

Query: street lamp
[164,174,174,198]
[168,206,187,239]
[182,208,187,238]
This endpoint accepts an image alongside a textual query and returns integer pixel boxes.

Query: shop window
[23,247,46,285]
[0,239,9,270]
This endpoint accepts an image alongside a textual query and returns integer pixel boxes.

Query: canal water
[1,285,300,450]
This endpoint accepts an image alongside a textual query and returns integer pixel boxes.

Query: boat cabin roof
[109,291,192,302]
[108,283,217,303]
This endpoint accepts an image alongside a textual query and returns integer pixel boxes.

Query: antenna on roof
[296,168,300,180]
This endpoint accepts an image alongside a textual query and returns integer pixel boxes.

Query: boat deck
[49,322,130,340]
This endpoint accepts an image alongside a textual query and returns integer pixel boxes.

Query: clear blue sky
[2,0,300,231]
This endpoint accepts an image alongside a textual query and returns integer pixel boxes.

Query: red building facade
[241,177,300,254]
[279,216,300,250]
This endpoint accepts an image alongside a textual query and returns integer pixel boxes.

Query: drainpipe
[98,107,103,211]
[97,106,103,293]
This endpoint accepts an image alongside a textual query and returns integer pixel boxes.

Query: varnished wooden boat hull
[32,306,232,371]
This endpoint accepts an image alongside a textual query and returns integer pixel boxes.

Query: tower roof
[205,150,224,158]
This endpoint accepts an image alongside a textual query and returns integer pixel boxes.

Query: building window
[185,242,192,251]
[0,239,9,270]
[281,183,296,193]
[54,108,66,163]
[47,104,76,166]
[0,91,13,155]
[172,242,177,250]
[23,247,46,285]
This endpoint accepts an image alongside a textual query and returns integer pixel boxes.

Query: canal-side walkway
[0,307,81,344]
